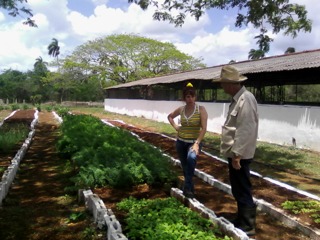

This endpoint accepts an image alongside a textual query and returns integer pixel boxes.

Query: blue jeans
[176,139,201,193]
[228,158,255,208]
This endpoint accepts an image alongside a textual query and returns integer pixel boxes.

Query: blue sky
[0,0,319,72]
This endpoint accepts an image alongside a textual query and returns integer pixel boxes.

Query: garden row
[56,113,234,240]
[0,110,37,205]
[1,109,319,239]
[57,112,320,239]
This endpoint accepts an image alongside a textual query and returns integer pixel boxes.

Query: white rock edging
[0,110,38,206]
[79,189,128,240]
[171,187,251,240]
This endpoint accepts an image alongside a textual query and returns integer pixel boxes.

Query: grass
[255,142,320,179]
[0,110,12,122]
[67,106,320,195]
[0,123,30,153]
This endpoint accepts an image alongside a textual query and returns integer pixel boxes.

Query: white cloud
[0,0,319,72]
[175,26,256,66]
[0,12,5,22]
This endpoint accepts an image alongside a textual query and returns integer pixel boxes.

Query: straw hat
[212,65,247,83]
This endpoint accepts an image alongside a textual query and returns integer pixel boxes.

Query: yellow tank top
[178,104,201,140]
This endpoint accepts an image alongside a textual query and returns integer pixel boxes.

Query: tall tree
[48,38,60,59]
[285,47,296,54]
[248,49,265,60]
[0,69,30,102]
[0,0,37,27]
[129,0,312,53]
[34,56,48,70]
[70,34,206,84]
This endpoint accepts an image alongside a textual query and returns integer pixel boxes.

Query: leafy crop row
[56,114,177,189]
[56,113,233,239]
[117,197,231,240]
[282,200,320,223]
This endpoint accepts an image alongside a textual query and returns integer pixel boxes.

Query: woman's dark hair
[182,82,196,98]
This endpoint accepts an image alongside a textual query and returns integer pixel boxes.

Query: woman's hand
[191,142,200,155]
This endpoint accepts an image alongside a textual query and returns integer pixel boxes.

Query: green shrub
[54,106,70,118]
[22,104,30,110]
[45,105,53,112]
[10,104,19,111]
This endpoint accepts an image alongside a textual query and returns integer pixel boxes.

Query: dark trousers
[176,139,201,193]
[228,158,255,208]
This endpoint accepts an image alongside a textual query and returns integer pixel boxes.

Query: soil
[0,109,319,240]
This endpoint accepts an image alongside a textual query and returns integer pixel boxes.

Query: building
[105,49,320,151]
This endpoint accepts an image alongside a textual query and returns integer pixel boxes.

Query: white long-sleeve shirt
[221,86,259,159]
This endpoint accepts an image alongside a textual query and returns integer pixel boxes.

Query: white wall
[104,99,320,152]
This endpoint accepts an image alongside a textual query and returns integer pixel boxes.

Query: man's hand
[232,156,241,170]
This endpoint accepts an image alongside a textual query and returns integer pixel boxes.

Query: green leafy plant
[0,166,5,176]
[57,114,178,189]
[66,211,86,223]
[282,200,320,223]
[82,227,96,240]
[117,197,231,240]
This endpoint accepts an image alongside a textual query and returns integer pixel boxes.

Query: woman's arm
[167,107,182,132]
[192,106,208,154]
[197,105,208,143]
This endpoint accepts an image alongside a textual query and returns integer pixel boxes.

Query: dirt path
[0,111,103,240]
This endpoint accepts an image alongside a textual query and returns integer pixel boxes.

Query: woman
[167,82,208,198]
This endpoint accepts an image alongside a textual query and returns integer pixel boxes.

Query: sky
[0,0,319,72]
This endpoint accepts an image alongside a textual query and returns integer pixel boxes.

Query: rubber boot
[230,203,241,225]
[236,205,256,236]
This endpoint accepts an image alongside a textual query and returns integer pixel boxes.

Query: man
[212,65,259,236]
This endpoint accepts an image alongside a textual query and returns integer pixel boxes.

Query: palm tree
[285,47,295,54]
[48,38,60,67]
[248,49,265,60]
[34,56,48,69]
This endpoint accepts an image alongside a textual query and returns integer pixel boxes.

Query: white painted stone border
[171,187,251,240]
[79,189,128,240]
[0,110,38,206]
